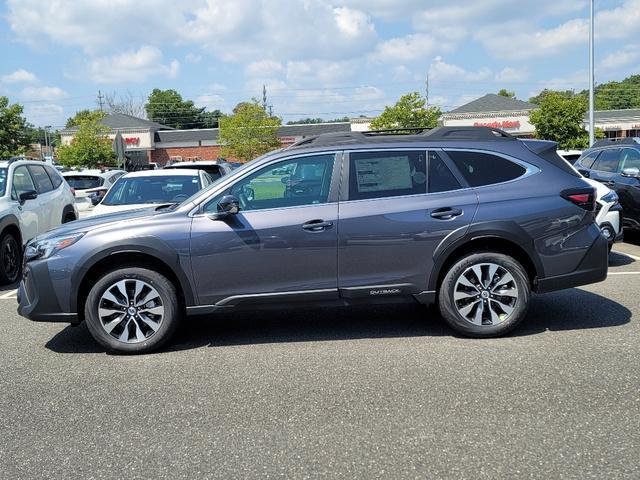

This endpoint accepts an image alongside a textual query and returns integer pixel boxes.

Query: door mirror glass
[211,195,240,219]
[622,167,640,178]
[19,190,38,203]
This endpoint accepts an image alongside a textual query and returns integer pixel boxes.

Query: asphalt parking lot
[1,243,639,479]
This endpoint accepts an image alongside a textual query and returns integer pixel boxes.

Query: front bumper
[535,231,608,293]
[17,261,78,324]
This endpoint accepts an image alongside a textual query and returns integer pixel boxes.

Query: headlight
[25,233,85,261]
[601,190,618,204]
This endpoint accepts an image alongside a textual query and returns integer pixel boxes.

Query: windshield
[0,168,6,196]
[102,174,202,206]
[64,175,102,190]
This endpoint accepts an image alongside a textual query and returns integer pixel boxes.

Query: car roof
[62,169,124,178]
[123,168,202,178]
[0,159,51,168]
[165,161,226,167]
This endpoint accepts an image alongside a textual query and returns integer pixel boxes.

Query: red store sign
[473,120,521,129]
[124,137,140,146]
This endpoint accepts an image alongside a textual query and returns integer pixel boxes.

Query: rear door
[589,148,621,187]
[337,149,477,298]
[27,164,58,231]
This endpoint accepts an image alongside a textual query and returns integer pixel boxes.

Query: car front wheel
[84,268,181,354]
[0,232,22,285]
[438,252,530,337]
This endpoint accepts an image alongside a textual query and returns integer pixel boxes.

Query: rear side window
[447,151,526,187]
[28,165,54,193]
[593,149,620,173]
[349,150,426,200]
[428,152,461,193]
[578,151,600,169]
[44,166,63,188]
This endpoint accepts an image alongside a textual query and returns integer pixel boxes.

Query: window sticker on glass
[355,156,413,192]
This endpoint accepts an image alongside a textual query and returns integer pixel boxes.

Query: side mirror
[210,195,240,220]
[19,190,38,204]
[621,167,640,178]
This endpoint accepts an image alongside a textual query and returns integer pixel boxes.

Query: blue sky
[0,0,638,128]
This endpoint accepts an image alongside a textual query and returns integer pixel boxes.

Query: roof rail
[286,126,516,150]
[592,137,639,147]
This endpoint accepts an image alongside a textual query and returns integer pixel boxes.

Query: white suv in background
[0,158,77,284]
[62,169,126,212]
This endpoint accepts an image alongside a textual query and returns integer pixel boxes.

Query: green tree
[286,117,350,125]
[56,117,115,168]
[592,74,640,110]
[199,109,223,128]
[65,109,106,128]
[218,100,281,162]
[370,92,441,130]
[529,89,577,105]
[529,93,599,149]
[498,89,516,98]
[145,88,205,129]
[0,96,30,158]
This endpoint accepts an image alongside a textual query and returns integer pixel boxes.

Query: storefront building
[60,113,352,166]
[440,94,537,137]
[590,109,640,139]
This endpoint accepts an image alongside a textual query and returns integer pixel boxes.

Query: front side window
[620,148,640,171]
[428,151,461,193]
[102,175,202,206]
[205,153,336,213]
[593,149,620,173]
[28,165,54,193]
[348,150,426,201]
[12,166,36,200]
[0,168,7,197]
[447,150,526,187]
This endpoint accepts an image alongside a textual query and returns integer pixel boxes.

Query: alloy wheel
[2,239,19,282]
[453,263,519,326]
[98,279,165,343]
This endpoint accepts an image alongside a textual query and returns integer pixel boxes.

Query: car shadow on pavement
[45,288,631,354]
[0,281,19,294]
[608,251,635,267]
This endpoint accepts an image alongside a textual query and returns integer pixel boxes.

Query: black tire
[84,268,181,354]
[438,252,530,338]
[0,232,22,285]
[62,213,76,223]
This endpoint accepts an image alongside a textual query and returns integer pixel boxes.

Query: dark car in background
[18,127,608,353]
[575,137,640,230]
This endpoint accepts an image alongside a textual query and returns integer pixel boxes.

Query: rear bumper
[16,262,78,324]
[535,232,608,293]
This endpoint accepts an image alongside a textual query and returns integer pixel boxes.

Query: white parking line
[608,271,640,275]
[0,289,17,299]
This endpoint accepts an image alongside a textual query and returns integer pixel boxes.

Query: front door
[189,152,341,306]
[337,149,477,297]
[11,166,39,243]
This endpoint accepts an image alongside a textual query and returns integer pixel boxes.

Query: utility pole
[262,85,268,111]
[268,105,273,118]
[425,73,429,107]
[98,90,105,112]
[588,0,595,146]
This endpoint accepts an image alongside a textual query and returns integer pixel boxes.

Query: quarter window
[447,151,526,187]
[348,150,426,200]
[28,165,54,193]
[206,153,336,213]
[44,166,63,189]
[620,148,640,171]
[428,152,462,193]
[578,151,599,169]
[592,149,620,173]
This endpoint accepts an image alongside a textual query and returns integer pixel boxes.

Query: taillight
[561,188,596,211]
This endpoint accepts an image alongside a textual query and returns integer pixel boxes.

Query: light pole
[588,0,595,146]
[44,126,52,161]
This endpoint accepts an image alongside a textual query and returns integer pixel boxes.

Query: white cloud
[195,94,225,111]
[84,46,179,83]
[20,86,68,101]
[23,104,65,127]
[597,0,640,39]
[2,69,37,84]
[245,60,284,77]
[286,60,357,86]
[600,45,640,71]
[373,33,446,63]
[429,57,492,82]
[185,53,202,64]
[495,67,529,83]
[208,83,227,92]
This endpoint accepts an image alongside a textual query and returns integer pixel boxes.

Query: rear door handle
[431,207,463,219]
[302,219,333,232]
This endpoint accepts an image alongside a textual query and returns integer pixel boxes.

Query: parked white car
[584,178,623,250]
[62,169,126,212]
[90,169,212,216]
[0,158,77,283]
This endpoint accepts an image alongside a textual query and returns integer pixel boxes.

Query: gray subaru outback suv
[18,127,608,353]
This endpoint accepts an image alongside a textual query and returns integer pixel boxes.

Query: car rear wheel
[438,252,530,337]
[84,268,181,354]
[0,232,21,285]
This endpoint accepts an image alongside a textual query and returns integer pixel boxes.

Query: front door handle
[431,207,463,220]
[302,219,333,232]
